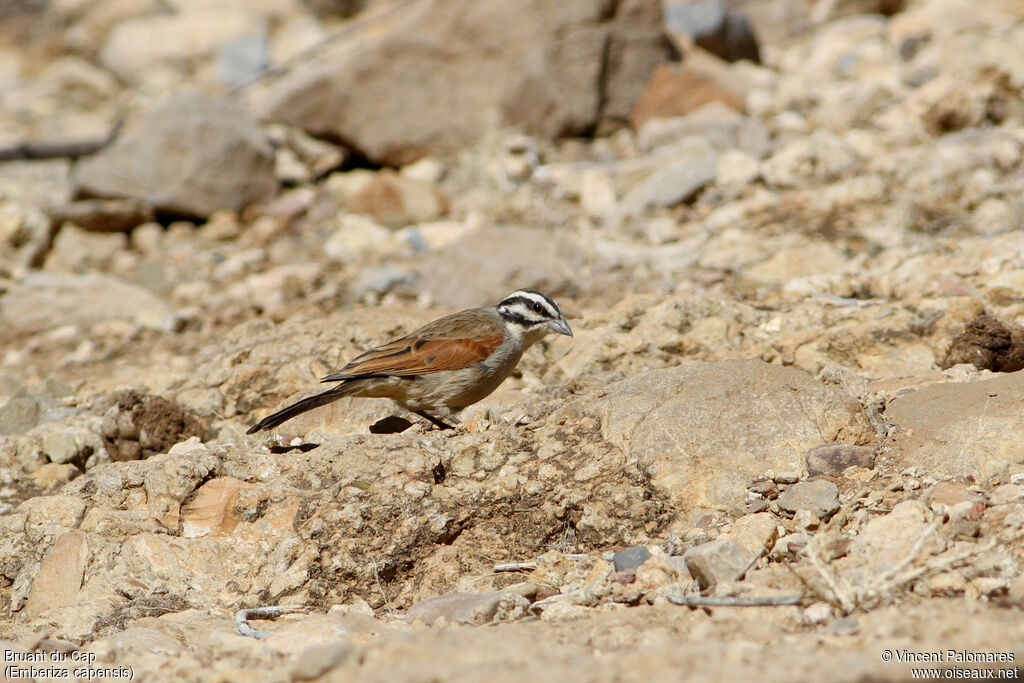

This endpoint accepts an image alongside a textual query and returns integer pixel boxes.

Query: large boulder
[575,359,875,510]
[249,0,667,165]
[886,372,1024,483]
[76,91,277,217]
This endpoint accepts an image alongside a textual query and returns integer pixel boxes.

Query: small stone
[806,443,875,476]
[777,480,841,519]
[773,472,800,485]
[802,601,833,625]
[401,156,445,183]
[724,512,778,557]
[42,430,80,464]
[405,590,528,625]
[618,153,719,217]
[630,63,744,130]
[769,533,808,562]
[579,169,618,220]
[683,539,748,590]
[826,617,861,636]
[0,396,40,434]
[181,477,257,538]
[926,483,985,511]
[969,577,1009,598]
[331,169,448,229]
[816,531,853,561]
[25,531,89,618]
[612,545,653,571]
[538,601,589,622]
[793,508,820,531]
[928,571,967,596]
[940,315,1024,374]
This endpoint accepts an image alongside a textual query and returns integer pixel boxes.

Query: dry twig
[235,605,311,639]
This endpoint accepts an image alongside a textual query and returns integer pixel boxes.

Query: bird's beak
[549,317,573,337]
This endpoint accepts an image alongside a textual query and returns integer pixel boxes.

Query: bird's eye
[532,302,543,313]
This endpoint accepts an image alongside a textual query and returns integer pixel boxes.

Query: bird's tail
[246,386,352,434]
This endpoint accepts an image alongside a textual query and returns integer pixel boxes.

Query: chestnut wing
[321,310,504,381]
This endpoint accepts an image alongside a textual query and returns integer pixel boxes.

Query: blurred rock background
[2,0,1024,679]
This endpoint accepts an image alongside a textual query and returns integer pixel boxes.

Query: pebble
[776,480,841,519]
[806,443,876,476]
[405,591,529,626]
[683,539,749,589]
[41,430,79,464]
[612,545,653,572]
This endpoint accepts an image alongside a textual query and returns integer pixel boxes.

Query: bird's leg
[413,410,455,430]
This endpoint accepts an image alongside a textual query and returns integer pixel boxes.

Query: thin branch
[738,543,767,581]
[667,594,803,607]
[0,120,123,161]
[370,555,396,616]
[235,605,311,639]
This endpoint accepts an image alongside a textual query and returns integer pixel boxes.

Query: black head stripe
[498,309,533,327]
[498,290,560,319]
[498,296,540,311]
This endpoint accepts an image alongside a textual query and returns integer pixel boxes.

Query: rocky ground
[2,0,1024,680]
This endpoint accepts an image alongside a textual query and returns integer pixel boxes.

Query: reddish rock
[630,61,745,131]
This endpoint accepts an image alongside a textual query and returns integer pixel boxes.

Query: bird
[246,288,572,434]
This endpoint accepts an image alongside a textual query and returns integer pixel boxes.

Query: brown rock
[806,443,876,476]
[101,390,209,462]
[925,483,985,512]
[940,315,1024,373]
[181,477,258,538]
[341,170,448,229]
[629,61,745,131]
[26,530,89,618]
[251,0,667,165]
